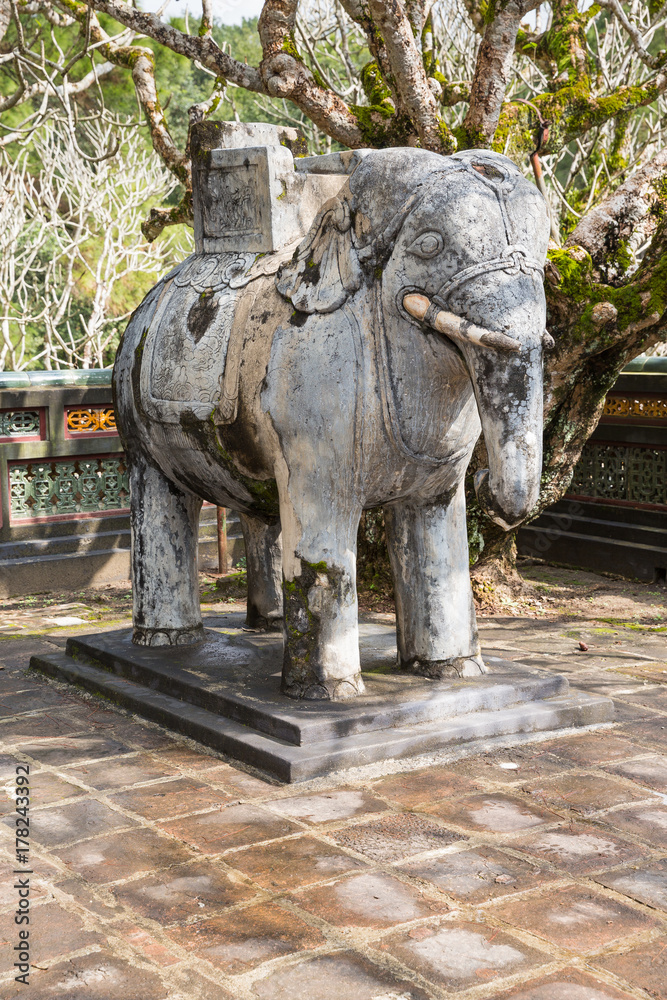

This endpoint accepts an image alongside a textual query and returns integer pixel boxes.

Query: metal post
[217,506,228,574]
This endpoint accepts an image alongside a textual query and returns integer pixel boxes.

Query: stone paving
[0,611,666,999]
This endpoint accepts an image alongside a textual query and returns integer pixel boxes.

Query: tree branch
[199,0,213,39]
[70,0,264,90]
[1,0,11,39]
[60,58,114,95]
[0,54,26,111]
[51,2,189,184]
[131,49,190,186]
[367,0,452,152]
[404,0,431,36]
[460,0,485,34]
[142,189,193,242]
[77,0,368,150]
[258,0,298,60]
[338,0,395,102]
[461,0,541,147]
[496,70,667,158]
[538,227,666,508]
[596,0,665,70]
[255,0,367,147]
[567,146,667,269]
[550,0,591,84]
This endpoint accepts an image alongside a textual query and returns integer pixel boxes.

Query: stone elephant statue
[114,127,550,701]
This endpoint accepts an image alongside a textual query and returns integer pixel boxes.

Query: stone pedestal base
[30,620,613,782]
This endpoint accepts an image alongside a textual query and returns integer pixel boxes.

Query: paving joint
[1,615,666,998]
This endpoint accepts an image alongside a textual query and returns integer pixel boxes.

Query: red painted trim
[604,391,666,398]
[565,493,667,512]
[600,418,665,428]
[63,430,120,440]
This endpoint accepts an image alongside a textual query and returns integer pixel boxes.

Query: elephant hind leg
[239,513,283,631]
[384,487,487,679]
[129,451,204,647]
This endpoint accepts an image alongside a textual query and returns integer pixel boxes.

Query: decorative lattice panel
[9,456,129,520]
[604,395,667,419]
[66,406,117,434]
[0,409,42,439]
[570,443,666,506]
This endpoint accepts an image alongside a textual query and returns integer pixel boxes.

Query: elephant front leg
[129,452,204,647]
[239,513,283,631]
[384,487,487,679]
[279,500,364,701]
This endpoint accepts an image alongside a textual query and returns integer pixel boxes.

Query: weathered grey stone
[294,149,372,174]
[114,122,551,701]
[31,625,613,782]
[595,859,667,911]
[251,952,432,1000]
[190,121,344,256]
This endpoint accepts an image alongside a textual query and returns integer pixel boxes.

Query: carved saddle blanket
[140,248,293,425]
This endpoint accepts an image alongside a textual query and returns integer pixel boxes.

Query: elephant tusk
[403,293,521,353]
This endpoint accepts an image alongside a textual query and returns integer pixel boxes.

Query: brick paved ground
[1,610,666,1000]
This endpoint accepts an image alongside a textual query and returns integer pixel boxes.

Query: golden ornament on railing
[66,407,117,433]
[604,396,667,419]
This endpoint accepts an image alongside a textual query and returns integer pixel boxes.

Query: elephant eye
[407,231,444,259]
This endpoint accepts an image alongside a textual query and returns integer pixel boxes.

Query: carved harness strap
[433,158,545,308]
[142,245,296,426]
[375,157,545,469]
[433,245,545,310]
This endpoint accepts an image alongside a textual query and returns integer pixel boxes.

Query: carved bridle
[398,159,552,353]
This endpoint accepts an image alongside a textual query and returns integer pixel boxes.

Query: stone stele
[32,122,613,780]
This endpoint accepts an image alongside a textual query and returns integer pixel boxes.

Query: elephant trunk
[403,291,544,531]
[470,348,543,532]
[473,450,541,532]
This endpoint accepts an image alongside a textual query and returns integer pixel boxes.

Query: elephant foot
[403,654,488,679]
[281,673,366,701]
[132,624,205,647]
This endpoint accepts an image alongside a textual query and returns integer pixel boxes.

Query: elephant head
[277,147,551,529]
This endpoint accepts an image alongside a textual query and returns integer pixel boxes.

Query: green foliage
[547,239,667,351]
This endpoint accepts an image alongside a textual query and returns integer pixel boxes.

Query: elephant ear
[276,195,363,314]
